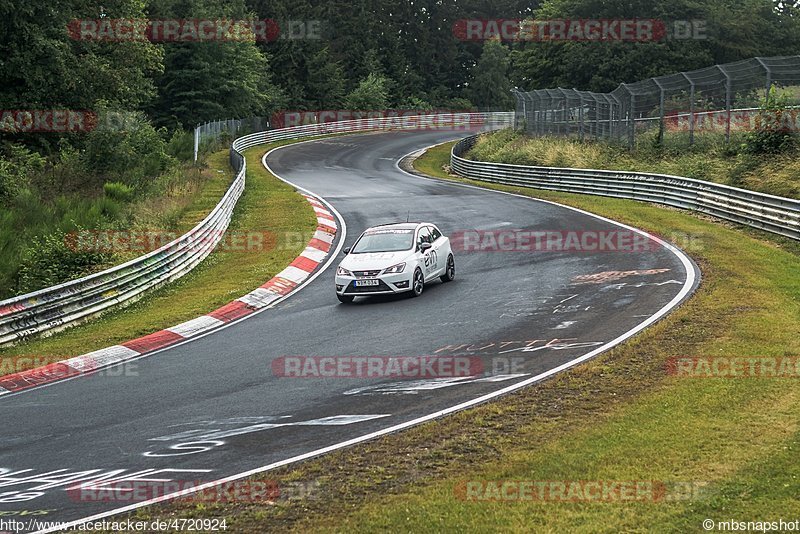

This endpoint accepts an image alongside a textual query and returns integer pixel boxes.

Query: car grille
[353,270,381,277]
[344,280,393,294]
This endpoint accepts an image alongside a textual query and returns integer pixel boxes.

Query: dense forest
[1,0,799,297]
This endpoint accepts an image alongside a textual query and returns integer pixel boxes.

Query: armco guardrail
[451,133,800,242]
[0,112,512,346]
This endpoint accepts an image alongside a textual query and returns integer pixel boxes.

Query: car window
[429,226,442,241]
[352,229,415,253]
[417,226,431,248]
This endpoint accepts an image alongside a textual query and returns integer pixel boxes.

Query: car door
[427,225,446,276]
[417,226,437,278]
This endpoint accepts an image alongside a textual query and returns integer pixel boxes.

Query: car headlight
[337,266,353,276]
[382,262,406,274]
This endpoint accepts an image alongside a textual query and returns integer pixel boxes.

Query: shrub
[104,181,134,202]
[15,229,112,295]
[743,89,799,156]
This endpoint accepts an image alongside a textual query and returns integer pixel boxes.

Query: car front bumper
[335,272,413,296]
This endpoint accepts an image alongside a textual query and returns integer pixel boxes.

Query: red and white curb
[0,194,337,396]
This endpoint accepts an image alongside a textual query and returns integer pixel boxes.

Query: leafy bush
[0,144,46,203]
[166,129,196,162]
[15,229,112,296]
[82,110,175,190]
[743,89,799,156]
[104,181,134,202]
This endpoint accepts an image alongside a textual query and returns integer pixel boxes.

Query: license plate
[354,279,379,287]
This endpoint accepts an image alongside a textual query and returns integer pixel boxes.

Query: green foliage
[469,40,513,110]
[344,74,390,110]
[0,144,45,203]
[166,129,196,162]
[306,47,346,109]
[104,182,135,203]
[511,0,800,92]
[82,110,175,190]
[742,89,799,156]
[15,229,112,295]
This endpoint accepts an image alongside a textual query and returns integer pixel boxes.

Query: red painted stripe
[122,330,185,354]
[0,362,81,393]
[317,223,336,235]
[308,238,331,253]
[208,300,254,323]
[290,256,319,273]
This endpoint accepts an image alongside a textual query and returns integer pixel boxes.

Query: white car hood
[339,250,413,271]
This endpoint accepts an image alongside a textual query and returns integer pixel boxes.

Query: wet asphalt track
[0,129,699,531]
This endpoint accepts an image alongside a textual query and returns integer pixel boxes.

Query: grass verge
[0,141,317,370]
[467,129,800,199]
[116,140,800,533]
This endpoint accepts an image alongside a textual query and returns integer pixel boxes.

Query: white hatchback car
[335,222,455,303]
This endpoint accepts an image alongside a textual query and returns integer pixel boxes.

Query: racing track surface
[0,129,699,532]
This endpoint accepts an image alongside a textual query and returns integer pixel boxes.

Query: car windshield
[351,229,414,253]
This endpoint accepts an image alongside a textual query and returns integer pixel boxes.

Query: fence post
[653,79,666,145]
[681,73,696,146]
[620,83,635,149]
[193,125,200,163]
[755,57,772,100]
[717,65,732,144]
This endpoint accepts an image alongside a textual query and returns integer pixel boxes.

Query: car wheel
[411,268,424,297]
[440,254,455,282]
[337,294,355,304]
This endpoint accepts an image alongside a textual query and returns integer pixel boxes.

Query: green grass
[0,141,317,370]
[118,139,800,533]
[467,129,800,199]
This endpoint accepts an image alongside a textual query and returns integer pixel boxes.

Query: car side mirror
[419,242,432,252]
[343,247,351,255]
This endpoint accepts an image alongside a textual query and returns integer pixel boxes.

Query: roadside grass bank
[119,140,800,532]
[467,128,800,200]
[0,141,317,372]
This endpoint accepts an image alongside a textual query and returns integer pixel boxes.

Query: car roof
[365,222,433,231]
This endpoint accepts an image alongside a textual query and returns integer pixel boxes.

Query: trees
[344,74,389,111]
[469,39,513,109]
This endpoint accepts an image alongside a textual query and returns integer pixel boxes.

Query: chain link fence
[513,55,800,148]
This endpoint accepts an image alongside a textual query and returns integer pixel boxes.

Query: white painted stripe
[317,216,337,228]
[0,387,11,396]
[167,315,224,338]
[301,246,327,263]
[237,288,282,308]
[313,230,335,244]
[65,345,140,372]
[276,265,312,284]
